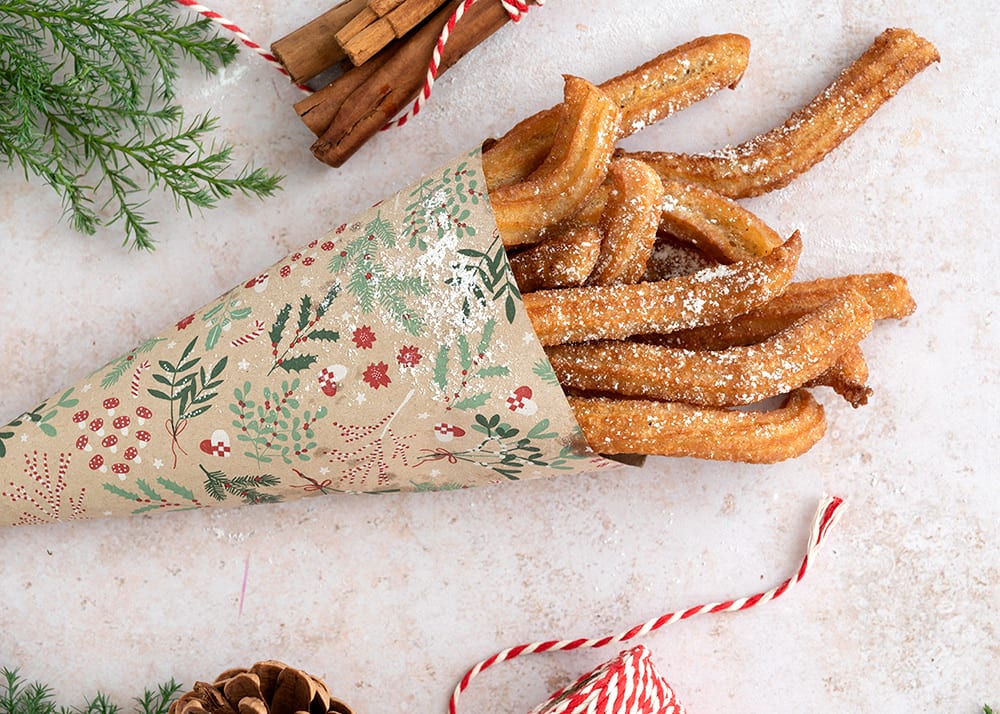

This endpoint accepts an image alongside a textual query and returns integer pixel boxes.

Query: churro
[658,180,784,262]
[587,157,664,285]
[522,232,801,346]
[807,344,872,407]
[568,390,827,463]
[621,28,940,198]
[508,225,602,292]
[490,75,620,247]
[546,290,874,406]
[649,273,914,350]
[482,33,751,190]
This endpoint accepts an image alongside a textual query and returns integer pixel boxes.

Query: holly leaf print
[433,346,450,392]
[453,393,490,411]
[297,295,312,331]
[268,290,341,375]
[279,354,319,373]
[269,303,292,347]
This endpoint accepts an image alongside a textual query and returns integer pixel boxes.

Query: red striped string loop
[449,496,846,714]
[172,0,313,93]
[382,0,546,130]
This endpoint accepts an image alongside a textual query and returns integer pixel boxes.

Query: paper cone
[0,148,619,527]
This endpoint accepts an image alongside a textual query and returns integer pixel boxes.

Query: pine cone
[170,661,353,714]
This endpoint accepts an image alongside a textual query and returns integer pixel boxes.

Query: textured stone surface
[0,1,997,712]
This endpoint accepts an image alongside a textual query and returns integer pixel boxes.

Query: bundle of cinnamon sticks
[272,0,532,167]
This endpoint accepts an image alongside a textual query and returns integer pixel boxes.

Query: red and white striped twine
[449,496,846,714]
[384,0,545,130]
[172,0,312,92]
[173,0,544,127]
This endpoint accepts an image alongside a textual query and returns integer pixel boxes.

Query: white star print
[153,459,164,469]
[238,359,250,371]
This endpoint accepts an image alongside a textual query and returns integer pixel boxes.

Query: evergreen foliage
[0,0,281,249]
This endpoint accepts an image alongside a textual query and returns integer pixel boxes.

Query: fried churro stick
[523,232,802,346]
[807,344,872,407]
[659,180,784,261]
[587,158,664,285]
[547,290,874,406]
[482,34,751,190]
[622,28,940,198]
[508,225,602,292]
[569,390,826,463]
[490,76,620,247]
[651,273,914,350]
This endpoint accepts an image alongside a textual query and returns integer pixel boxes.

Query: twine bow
[418,448,460,464]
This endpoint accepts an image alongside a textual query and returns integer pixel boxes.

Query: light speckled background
[1,1,997,712]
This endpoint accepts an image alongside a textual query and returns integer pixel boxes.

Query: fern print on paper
[328,212,430,336]
[201,465,281,505]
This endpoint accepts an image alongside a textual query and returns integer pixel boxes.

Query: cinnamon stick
[302,0,518,167]
[295,37,403,135]
[342,0,449,65]
[335,6,379,49]
[368,0,405,15]
[341,15,396,65]
[386,0,450,37]
[271,0,367,83]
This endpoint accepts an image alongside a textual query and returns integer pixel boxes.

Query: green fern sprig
[0,0,282,250]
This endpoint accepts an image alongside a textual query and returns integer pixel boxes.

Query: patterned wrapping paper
[0,148,620,528]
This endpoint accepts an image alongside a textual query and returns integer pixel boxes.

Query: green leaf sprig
[0,0,282,250]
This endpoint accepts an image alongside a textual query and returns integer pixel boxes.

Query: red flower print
[396,345,422,368]
[352,325,377,349]
[363,362,391,390]
[176,314,195,330]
